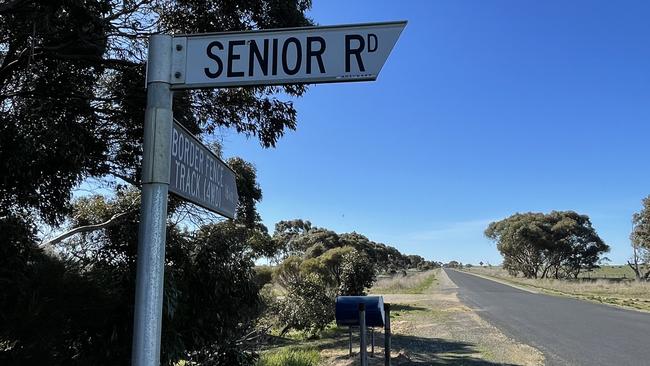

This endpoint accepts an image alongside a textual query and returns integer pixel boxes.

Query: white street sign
[169,121,238,218]
[169,21,406,89]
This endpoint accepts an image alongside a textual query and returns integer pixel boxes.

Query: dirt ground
[320,269,544,366]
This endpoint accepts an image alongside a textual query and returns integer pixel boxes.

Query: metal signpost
[133,21,405,366]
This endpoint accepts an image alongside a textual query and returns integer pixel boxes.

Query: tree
[485,211,609,279]
[406,254,425,269]
[1,0,313,226]
[485,213,547,278]
[272,219,313,260]
[629,195,650,280]
[317,246,355,287]
[338,250,376,296]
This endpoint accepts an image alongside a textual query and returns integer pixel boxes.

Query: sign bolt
[176,44,183,51]
[175,72,182,79]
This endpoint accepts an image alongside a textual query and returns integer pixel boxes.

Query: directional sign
[169,121,238,218]
[170,21,406,89]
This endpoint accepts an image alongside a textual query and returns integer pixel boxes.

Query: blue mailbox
[335,296,385,327]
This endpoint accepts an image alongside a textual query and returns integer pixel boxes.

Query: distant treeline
[268,219,438,273]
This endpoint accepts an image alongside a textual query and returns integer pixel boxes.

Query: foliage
[338,250,376,296]
[485,211,609,279]
[1,0,313,224]
[176,222,263,363]
[257,347,320,366]
[255,266,276,288]
[0,214,134,365]
[272,222,425,273]
[275,273,336,336]
[317,246,355,287]
[229,158,264,230]
[274,255,303,289]
[1,172,269,365]
[269,220,435,334]
[272,219,313,260]
[629,195,650,280]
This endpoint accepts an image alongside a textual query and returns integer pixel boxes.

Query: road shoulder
[461,268,650,314]
[320,269,544,365]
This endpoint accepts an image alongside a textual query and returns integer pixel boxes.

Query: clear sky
[221,0,650,264]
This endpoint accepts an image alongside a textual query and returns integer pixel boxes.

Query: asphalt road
[445,269,650,366]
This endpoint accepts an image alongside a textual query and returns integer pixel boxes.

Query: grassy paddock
[577,265,640,279]
[466,266,650,311]
[257,347,320,366]
[371,270,438,294]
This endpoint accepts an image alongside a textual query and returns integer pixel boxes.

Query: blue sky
[221,0,650,264]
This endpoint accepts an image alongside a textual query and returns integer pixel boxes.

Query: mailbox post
[384,303,391,366]
[359,303,368,366]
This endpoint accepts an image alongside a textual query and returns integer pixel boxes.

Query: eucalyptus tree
[629,195,650,280]
[1,0,313,224]
[485,211,609,279]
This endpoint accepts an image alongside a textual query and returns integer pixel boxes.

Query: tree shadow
[267,327,523,365]
[391,304,429,312]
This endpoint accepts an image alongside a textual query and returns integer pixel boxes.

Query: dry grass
[264,269,544,365]
[466,267,650,311]
[371,270,438,294]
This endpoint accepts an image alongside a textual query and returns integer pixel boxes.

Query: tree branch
[0,0,28,14]
[44,210,137,246]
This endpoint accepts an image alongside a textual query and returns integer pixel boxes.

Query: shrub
[339,251,376,296]
[276,274,336,336]
[255,266,275,288]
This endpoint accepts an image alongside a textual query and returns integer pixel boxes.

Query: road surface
[445,269,650,366]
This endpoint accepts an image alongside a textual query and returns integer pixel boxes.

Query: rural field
[258,269,543,366]
[463,266,650,312]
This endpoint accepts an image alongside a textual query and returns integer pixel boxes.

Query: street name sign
[169,21,407,89]
[169,121,238,218]
[134,21,405,366]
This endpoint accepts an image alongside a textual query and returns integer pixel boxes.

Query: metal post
[349,326,353,357]
[371,328,375,357]
[384,303,391,366]
[359,303,368,366]
[132,34,173,366]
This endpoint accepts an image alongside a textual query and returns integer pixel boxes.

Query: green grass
[257,347,320,366]
[371,270,438,294]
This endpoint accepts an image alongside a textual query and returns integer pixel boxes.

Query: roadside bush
[276,274,336,336]
[339,251,376,296]
[0,215,132,365]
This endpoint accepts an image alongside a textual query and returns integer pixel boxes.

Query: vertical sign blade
[169,121,238,218]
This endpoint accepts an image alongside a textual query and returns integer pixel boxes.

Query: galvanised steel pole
[132,34,173,366]
[384,303,391,366]
[359,303,368,366]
